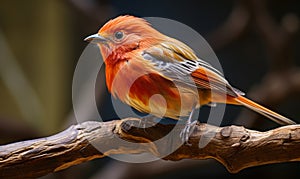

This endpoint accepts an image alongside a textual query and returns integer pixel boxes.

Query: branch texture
[0,118,300,178]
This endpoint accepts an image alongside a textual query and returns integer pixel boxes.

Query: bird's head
[85,15,164,63]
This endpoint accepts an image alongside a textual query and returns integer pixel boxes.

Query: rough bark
[0,118,299,178]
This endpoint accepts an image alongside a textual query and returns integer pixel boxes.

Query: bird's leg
[179,108,197,145]
[138,115,159,129]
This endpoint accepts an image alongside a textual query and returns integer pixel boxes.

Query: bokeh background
[1,0,300,178]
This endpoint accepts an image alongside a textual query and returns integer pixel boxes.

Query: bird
[85,15,296,142]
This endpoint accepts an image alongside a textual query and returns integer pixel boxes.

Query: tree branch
[0,118,300,178]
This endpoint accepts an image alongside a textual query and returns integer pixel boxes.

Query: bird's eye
[114,31,124,40]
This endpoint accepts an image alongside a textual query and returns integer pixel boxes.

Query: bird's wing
[141,40,242,97]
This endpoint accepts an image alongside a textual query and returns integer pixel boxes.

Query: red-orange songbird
[85,15,295,141]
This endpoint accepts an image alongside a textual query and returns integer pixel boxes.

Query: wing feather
[141,40,242,97]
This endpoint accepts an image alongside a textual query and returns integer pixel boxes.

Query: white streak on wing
[196,59,224,77]
[141,44,243,96]
[142,52,195,76]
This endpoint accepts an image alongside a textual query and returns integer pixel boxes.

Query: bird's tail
[234,96,296,125]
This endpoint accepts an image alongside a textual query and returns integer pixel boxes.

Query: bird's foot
[138,115,159,129]
[179,120,197,145]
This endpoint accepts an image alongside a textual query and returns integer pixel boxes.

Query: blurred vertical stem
[0,30,44,131]
[34,0,70,132]
[0,0,71,133]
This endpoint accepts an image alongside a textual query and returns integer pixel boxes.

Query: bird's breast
[105,59,199,119]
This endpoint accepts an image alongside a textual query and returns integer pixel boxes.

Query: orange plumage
[85,15,296,127]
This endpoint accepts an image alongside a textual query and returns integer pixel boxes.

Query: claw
[180,120,197,145]
[179,107,197,145]
[138,115,158,129]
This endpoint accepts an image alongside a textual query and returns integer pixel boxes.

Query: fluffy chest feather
[105,57,198,118]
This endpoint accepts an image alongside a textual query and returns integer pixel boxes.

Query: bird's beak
[84,34,107,44]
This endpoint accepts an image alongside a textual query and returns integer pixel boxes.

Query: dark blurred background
[0,0,300,178]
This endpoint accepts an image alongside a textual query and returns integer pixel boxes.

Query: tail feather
[235,96,296,125]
